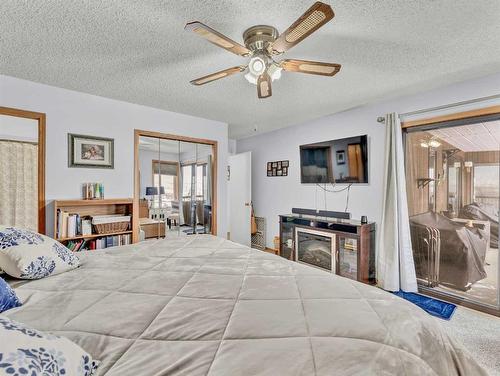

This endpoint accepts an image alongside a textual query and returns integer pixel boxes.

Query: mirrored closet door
[135,131,216,241]
[0,107,45,233]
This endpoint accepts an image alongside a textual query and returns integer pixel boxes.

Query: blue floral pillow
[0,277,21,313]
[0,226,80,279]
[0,316,99,375]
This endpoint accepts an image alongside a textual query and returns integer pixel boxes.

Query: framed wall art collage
[267,160,289,177]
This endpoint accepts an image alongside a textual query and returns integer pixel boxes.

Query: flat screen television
[300,135,368,184]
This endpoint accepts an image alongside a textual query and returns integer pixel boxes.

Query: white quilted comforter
[5,235,486,375]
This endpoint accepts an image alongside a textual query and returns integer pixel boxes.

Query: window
[152,160,178,206]
[474,164,499,210]
[447,165,459,212]
[182,164,207,199]
[182,165,193,198]
[196,164,207,198]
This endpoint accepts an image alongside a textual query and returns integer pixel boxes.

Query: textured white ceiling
[1,1,500,139]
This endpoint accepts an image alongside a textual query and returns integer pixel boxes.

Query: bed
[4,235,486,375]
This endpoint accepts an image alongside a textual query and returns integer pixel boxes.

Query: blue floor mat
[393,291,457,320]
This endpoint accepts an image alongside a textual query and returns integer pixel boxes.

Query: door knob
[245,202,250,206]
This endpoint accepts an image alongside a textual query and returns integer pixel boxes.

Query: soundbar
[291,208,351,220]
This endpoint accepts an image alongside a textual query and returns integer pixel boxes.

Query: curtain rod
[376,93,500,123]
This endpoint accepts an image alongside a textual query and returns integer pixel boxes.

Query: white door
[228,152,252,246]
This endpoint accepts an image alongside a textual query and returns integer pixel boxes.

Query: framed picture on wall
[68,133,114,169]
[267,160,289,177]
[336,150,346,165]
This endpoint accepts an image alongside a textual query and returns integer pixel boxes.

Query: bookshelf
[54,198,134,250]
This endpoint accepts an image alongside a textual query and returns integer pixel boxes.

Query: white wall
[0,114,38,142]
[237,72,500,248]
[0,75,229,238]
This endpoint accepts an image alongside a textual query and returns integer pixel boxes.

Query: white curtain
[377,113,418,292]
[0,140,38,231]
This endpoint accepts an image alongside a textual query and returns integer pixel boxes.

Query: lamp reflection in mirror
[145,186,158,208]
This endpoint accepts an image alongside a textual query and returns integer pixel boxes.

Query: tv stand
[279,214,375,284]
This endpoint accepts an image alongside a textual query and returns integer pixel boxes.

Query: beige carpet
[435,307,500,375]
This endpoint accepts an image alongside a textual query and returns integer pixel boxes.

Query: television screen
[300,135,368,184]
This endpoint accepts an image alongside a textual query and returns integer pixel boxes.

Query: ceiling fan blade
[270,2,334,54]
[190,66,246,85]
[257,72,272,99]
[280,59,341,76]
[185,21,251,57]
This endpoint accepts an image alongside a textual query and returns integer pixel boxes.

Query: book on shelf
[82,219,92,235]
[56,210,130,239]
[68,234,132,252]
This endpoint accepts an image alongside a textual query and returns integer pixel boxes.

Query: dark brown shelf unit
[279,214,376,284]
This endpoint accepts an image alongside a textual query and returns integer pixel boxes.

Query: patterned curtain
[0,141,38,231]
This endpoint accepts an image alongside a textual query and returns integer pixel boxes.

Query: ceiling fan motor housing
[243,25,279,54]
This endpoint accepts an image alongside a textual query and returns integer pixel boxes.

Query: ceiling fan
[185,1,341,99]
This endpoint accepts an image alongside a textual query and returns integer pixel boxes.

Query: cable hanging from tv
[315,182,353,213]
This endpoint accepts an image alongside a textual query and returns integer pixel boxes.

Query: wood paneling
[0,106,46,234]
[465,151,500,164]
[405,132,430,216]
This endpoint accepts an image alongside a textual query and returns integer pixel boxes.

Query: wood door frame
[133,129,218,242]
[401,105,500,129]
[0,106,46,234]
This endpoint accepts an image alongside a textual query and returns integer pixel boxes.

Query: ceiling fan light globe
[244,72,258,85]
[249,56,266,76]
[268,63,282,81]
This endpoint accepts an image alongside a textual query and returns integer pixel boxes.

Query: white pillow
[0,315,99,375]
[0,226,79,279]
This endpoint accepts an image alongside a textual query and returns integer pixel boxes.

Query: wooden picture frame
[68,133,114,169]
